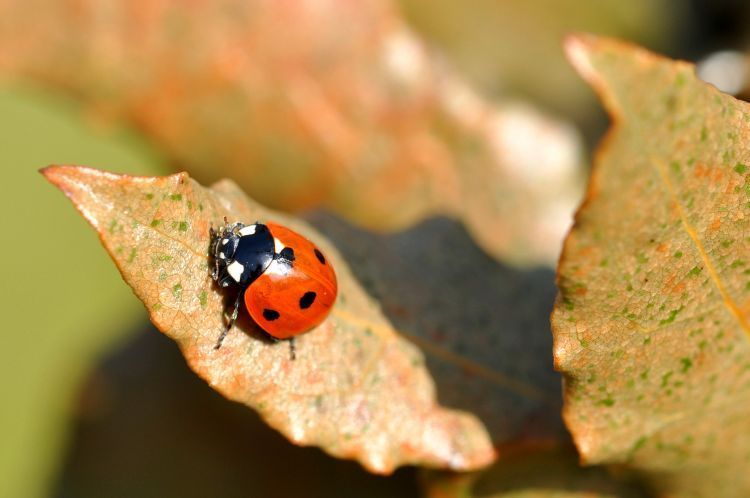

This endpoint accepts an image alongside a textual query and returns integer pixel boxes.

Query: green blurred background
[0,88,163,498]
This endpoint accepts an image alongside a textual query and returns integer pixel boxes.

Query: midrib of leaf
[334,308,556,403]
[402,330,557,403]
[653,157,750,342]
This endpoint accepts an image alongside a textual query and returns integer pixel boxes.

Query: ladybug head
[210,221,275,288]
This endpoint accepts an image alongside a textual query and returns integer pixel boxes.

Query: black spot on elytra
[279,247,295,262]
[262,309,280,321]
[314,248,326,265]
[299,291,317,309]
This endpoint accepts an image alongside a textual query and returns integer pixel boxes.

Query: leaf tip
[39,164,124,233]
[40,164,99,191]
[40,164,81,198]
[563,33,600,85]
[39,163,69,183]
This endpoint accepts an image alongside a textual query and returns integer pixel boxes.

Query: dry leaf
[552,35,750,497]
[41,165,495,474]
[3,0,583,266]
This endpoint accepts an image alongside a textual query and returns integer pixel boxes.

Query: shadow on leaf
[307,213,565,443]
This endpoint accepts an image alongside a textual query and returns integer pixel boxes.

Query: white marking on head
[221,238,229,246]
[274,237,285,254]
[239,225,257,236]
[227,261,245,282]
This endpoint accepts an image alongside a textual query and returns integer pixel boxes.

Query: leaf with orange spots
[41,165,495,474]
[2,0,583,266]
[552,35,750,497]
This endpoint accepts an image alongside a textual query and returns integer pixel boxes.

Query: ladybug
[210,219,337,358]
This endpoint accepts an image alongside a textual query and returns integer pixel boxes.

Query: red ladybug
[210,219,337,357]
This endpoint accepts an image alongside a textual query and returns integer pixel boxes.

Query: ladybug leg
[209,226,220,281]
[214,291,243,350]
[289,337,297,361]
[211,255,220,281]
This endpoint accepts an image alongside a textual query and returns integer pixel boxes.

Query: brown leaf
[4,0,583,266]
[41,165,495,474]
[552,35,750,497]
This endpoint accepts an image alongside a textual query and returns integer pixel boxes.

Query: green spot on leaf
[680,357,693,373]
[150,219,162,227]
[563,296,574,311]
[632,436,647,455]
[660,306,684,325]
[688,266,702,277]
[599,397,615,407]
[661,371,674,388]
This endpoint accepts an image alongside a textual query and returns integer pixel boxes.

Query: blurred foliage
[398,0,682,124]
[0,0,585,267]
[421,442,648,498]
[0,87,165,498]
